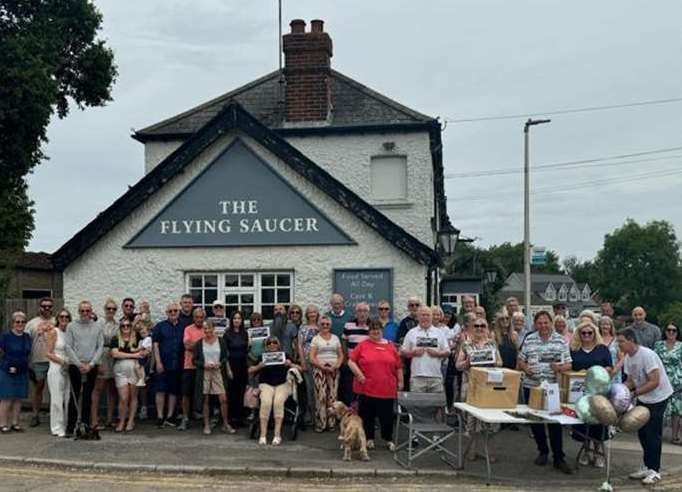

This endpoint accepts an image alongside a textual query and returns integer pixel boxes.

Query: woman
[511,312,526,348]
[223,311,249,427]
[348,319,403,451]
[494,311,517,370]
[46,309,72,437]
[554,316,572,345]
[110,320,146,432]
[598,316,621,383]
[193,321,235,435]
[298,304,320,426]
[249,336,299,446]
[456,318,502,461]
[309,315,343,432]
[654,323,682,445]
[0,312,32,432]
[91,298,118,429]
[569,320,612,468]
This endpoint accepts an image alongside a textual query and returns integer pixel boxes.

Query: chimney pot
[310,20,324,33]
[290,19,305,34]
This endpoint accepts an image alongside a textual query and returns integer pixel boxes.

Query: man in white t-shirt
[400,305,449,393]
[617,327,673,486]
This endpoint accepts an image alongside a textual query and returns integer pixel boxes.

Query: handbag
[244,386,260,409]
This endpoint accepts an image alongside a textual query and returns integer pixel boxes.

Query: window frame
[369,154,408,202]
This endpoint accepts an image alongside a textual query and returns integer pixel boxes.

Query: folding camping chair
[393,391,460,469]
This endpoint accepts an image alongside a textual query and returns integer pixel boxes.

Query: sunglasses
[473,323,487,328]
[79,309,92,313]
[14,320,27,324]
[123,304,134,308]
[106,307,117,311]
[266,341,279,346]
[168,309,179,313]
[408,303,420,307]
[291,311,302,314]
[40,305,53,309]
[121,323,132,328]
[378,307,390,311]
[58,315,70,319]
[667,328,678,333]
[580,331,594,336]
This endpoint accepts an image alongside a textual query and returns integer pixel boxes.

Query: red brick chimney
[282,19,333,123]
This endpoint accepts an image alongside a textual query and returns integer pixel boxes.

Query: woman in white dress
[46,309,72,437]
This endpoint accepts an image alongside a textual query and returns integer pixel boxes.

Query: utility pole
[523,118,550,319]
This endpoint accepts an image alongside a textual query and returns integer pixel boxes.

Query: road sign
[531,246,547,266]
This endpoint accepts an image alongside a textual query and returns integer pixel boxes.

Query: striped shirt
[343,320,370,356]
[519,331,571,388]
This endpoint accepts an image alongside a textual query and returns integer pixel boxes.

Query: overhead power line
[445,145,682,179]
[443,96,682,123]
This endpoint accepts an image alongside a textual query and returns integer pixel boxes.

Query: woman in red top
[349,319,403,451]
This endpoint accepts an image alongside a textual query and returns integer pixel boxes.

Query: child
[135,323,153,419]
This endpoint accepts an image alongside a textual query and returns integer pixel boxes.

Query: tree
[562,255,596,285]
[591,219,682,321]
[660,302,682,329]
[0,0,117,252]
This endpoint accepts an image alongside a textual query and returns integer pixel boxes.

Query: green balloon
[576,395,599,424]
[585,366,611,396]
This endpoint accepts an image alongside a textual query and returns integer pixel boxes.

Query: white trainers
[641,470,661,485]
[629,466,650,480]
[366,439,375,450]
[258,437,267,446]
[386,441,396,452]
[578,450,591,466]
[593,454,605,468]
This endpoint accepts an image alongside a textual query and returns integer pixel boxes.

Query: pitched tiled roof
[133,70,434,141]
[0,252,54,271]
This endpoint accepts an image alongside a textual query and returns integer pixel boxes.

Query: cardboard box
[560,371,587,403]
[528,386,546,410]
[466,367,522,409]
[528,383,562,413]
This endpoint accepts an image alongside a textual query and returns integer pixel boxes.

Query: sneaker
[30,415,40,427]
[162,418,176,428]
[629,466,650,480]
[554,461,573,475]
[258,437,267,446]
[534,453,549,466]
[138,407,148,420]
[271,436,282,446]
[156,418,164,429]
[593,454,605,469]
[386,441,396,452]
[578,450,591,466]
[177,418,188,431]
[641,470,661,485]
[367,440,375,450]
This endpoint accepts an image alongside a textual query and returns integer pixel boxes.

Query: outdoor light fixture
[485,269,498,284]
[437,224,460,257]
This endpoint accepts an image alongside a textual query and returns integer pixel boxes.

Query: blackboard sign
[333,268,393,317]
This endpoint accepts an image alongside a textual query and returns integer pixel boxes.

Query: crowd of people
[0,294,680,485]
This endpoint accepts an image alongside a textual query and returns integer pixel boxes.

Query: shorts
[114,359,139,388]
[203,368,225,395]
[181,369,196,397]
[155,369,182,396]
[29,362,50,382]
[410,376,444,393]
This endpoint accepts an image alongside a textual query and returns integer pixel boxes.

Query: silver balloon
[585,366,611,396]
[608,383,632,414]
[590,395,619,425]
[619,406,651,433]
[576,395,599,424]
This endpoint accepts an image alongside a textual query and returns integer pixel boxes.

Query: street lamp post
[523,118,550,319]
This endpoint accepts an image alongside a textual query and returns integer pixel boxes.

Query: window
[569,286,579,302]
[440,293,480,315]
[22,289,52,300]
[558,284,568,302]
[544,284,556,301]
[186,272,293,321]
[370,155,407,201]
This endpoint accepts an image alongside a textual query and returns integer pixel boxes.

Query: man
[120,297,136,322]
[26,297,55,427]
[377,300,399,344]
[401,305,449,393]
[64,300,104,437]
[178,294,194,329]
[327,293,351,339]
[616,328,673,485]
[178,307,206,430]
[460,296,477,322]
[397,297,421,391]
[340,303,372,404]
[269,304,298,359]
[552,302,575,332]
[517,310,573,474]
[208,299,228,334]
[508,296,534,346]
[153,302,185,428]
[474,305,486,320]
[625,307,661,350]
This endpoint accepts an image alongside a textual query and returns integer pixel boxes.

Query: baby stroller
[249,368,303,441]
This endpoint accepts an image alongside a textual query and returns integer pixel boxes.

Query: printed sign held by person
[262,351,286,366]
[248,326,270,340]
[416,336,439,348]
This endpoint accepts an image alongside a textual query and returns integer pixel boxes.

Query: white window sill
[371,200,414,210]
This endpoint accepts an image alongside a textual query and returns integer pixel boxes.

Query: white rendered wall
[144,131,435,246]
[67,132,427,322]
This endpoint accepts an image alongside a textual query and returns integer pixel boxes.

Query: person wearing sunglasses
[46,309,72,437]
[152,302,184,428]
[397,297,422,391]
[120,297,136,323]
[377,301,398,345]
[569,321,613,468]
[0,312,32,433]
[654,323,681,445]
[25,297,55,427]
[110,319,146,432]
[63,300,104,438]
[91,298,119,430]
[517,310,572,474]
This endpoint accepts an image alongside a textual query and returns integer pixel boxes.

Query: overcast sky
[29,0,682,263]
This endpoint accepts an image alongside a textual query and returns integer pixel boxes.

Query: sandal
[10,425,24,432]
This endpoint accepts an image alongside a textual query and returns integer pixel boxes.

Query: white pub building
[53,19,458,320]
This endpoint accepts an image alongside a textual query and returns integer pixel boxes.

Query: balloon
[608,383,632,414]
[590,395,619,425]
[575,395,599,424]
[618,406,651,432]
[585,366,611,396]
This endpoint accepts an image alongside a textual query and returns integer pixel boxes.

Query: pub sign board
[332,268,393,317]
[127,139,355,248]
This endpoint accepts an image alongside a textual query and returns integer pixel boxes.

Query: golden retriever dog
[329,401,369,461]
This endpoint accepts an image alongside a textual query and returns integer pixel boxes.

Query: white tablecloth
[453,403,583,425]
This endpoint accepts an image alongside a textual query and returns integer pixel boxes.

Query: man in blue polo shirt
[327,293,352,339]
[152,302,185,428]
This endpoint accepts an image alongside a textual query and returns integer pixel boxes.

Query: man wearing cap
[208,300,228,335]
